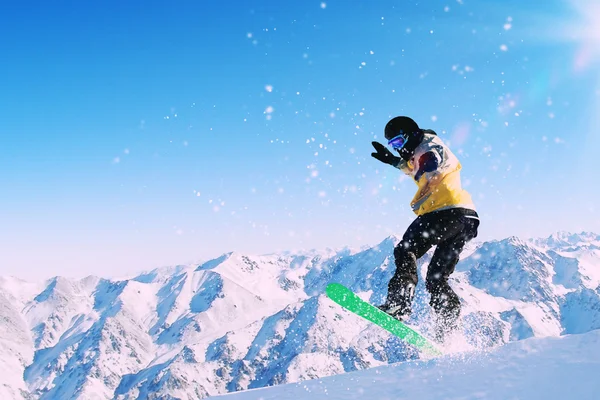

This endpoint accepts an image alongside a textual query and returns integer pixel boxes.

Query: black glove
[371,141,401,166]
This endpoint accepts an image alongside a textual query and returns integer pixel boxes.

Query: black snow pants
[387,207,480,325]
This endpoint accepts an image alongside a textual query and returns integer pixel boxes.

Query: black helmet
[384,116,424,161]
[384,116,420,140]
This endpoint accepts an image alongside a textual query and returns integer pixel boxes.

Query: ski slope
[213,329,600,400]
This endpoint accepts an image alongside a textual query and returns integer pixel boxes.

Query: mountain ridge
[1,231,599,399]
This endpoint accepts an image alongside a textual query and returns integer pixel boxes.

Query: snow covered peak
[374,234,402,251]
[1,231,599,399]
[536,231,600,250]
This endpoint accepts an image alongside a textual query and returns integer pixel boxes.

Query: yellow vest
[396,134,476,216]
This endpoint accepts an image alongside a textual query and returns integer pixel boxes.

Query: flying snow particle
[444,6,450,12]
[112,157,120,164]
[320,2,326,9]
[265,85,273,92]
[431,115,438,122]
[265,106,274,114]
[505,16,513,30]
[247,33,253,38]
[500,44,508,51]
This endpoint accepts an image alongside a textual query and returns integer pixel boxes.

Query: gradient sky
[1,0,599,280]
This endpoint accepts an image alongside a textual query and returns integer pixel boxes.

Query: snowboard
[325,283,443,357]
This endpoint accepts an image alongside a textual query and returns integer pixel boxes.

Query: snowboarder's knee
[393,246,417,265]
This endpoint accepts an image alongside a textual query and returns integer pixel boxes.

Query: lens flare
[562,0,600,72]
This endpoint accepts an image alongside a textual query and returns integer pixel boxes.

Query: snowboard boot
[376,300,411,321]
[377,283,415,321]
[428,282,461,344]
[432,312,460,344]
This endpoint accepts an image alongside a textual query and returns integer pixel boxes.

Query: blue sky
[1,0,599,280]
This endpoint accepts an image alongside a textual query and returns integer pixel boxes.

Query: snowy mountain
[1,232,599,399]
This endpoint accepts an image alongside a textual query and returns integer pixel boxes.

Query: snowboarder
[371,116,480,340]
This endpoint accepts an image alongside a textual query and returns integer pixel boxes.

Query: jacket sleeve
[394,158,411,174]
[414,148,442,181]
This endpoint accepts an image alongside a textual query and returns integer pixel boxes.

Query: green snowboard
[326,283,443,357]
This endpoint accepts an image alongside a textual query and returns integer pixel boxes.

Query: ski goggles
[387,134,407,150]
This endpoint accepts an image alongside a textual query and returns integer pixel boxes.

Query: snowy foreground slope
[214,329,600,400]
[0,231,599,399]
